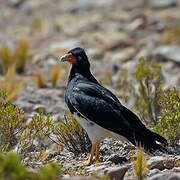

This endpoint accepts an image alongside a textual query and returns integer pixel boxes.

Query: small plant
[54,109,91,155]
[0,39,29,74]
[32,72,46,88]
[0,151,61,180]
[134,57,163,125]
[0,45,13,74]
[0,65,23,101]
[17,109,54,160]
[14,39,29,73]
[50,64,61,87]
[154,88,180,146]
[131,144,148,180]
[0,91,24,151]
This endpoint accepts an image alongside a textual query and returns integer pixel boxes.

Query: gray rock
[8,0,24,7]
[148,169,161,177]
[150,0,177,9]
[107,155,127,165]
[105,166,129,180]
[50,39,81,51]
[147,156,165,170]
[153,46,180,64]
[148,173,180,180]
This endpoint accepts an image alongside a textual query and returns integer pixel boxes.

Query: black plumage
[60,47,168,161]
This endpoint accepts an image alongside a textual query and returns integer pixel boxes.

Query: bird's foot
[79,159,95,167]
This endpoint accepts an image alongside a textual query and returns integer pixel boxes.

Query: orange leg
[81,144,96,166]
[95,143,100,163]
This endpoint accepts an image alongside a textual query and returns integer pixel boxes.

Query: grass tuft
[14,39,29,73]
[50,64,61,87]
[131,144,147,180]
[32,72,46,88]
[0,65,22,101]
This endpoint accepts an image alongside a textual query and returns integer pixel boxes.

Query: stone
[8,0,24,7]
[105,166,129,180]
[175,156,180,167]
[149,173,180,180]
[150,0,177,9]
[147,156,165,170]
[153,46,180,64]
[164,157,175,169]
[148,169,161,177]
[50,39,81,52]
[107,155,127,164]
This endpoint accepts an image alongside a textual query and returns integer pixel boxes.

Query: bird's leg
[82,144,96,166]
[95,143,100,163]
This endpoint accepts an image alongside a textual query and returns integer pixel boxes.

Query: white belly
[73,113,128,144]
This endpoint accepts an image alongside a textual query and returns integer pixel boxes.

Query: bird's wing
[68,82,136,135]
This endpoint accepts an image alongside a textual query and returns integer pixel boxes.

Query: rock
[107,155,127,164]
[8,0,24,7]
[164,157,175,169]
[20,1,35,15]
[147,156,165,170]
[175,156,180,167]
[105,166,128,180]
[148,169,161,177]
[63,176,97,180]
[150,0,177,9]
[148,173,180,180]
[50,39,81,52]
[153,46,180,64]
[108,48,136,62]
[87,48,103,60]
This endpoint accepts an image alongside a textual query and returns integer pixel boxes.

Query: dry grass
[131,144,148,180]
[0,45,13,74]
[32,72,46,88]
[50,64,61,87]
[0,65,22,101]
[14,39,29,73]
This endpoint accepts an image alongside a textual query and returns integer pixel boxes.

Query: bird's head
[60,47,90,69]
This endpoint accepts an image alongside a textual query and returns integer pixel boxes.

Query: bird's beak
[60,53,76,63]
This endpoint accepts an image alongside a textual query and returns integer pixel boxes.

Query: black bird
[60,47,168,166]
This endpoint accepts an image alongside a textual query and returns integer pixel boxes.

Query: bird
[60,47,168,166]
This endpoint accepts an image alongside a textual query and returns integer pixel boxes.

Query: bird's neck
[68,66,100,84]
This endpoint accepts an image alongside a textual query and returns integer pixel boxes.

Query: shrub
[53,109,91,155]
[134,57,163,125]
[131,144,147,180]
[17,109,54,160]
[0,91,24,151]
[0,152,61,180]
[154,88,180,146]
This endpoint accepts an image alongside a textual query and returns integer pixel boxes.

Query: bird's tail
[125,128,168,153]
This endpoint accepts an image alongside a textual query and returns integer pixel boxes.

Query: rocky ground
[0,0,180,179]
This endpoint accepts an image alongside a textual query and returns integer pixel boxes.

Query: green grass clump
[134,57,163,125]
[54,109,91,155]
[0,91,24,152]
[154,88,180,146]
[131,145,147,180]
[0,152,61,180]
